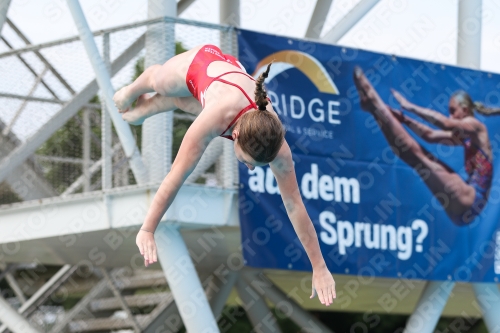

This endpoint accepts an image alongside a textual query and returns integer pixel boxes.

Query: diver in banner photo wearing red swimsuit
[113,45,336,306]
[353,67,497,226]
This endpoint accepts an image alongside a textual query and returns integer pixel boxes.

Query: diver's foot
[113,86,135,112]
[353,67,388,114]
[121,108,146,125]
[120,94,152,125]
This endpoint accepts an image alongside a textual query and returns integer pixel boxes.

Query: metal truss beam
[0,0,10,35]
[0,33,146,185]
[305,0,334,39]
[207,271,238,319]
[4,271,26,304]
[60,144,120,196]
[100,268,141,332]
[472,283,500,332]
[241,270,333,333]
[142,289,180,333]
[0,264,15,283]
[34,155,97,165]
[219,0,239,189]
[0,37,60,98]
[141,0,176,183]
[66,0,147,184]
[178,0,196,14]
[101,32,112,191]
[457,0,482,68]
[0,16,230,60]
[155,224,219,333]
[7,19,75,95]
[0,92,101,109]
[403,281,455,333]
[321,0,379,44]
[0,183,236,244]
[143,276,230,333]
[0,295,40,333]
[236,277,282,333]
[0,92,61,104]
[49,276,112,333]
[0,265,77,333]
[0,122,57,200]
[3,67,48,136]
[220,0,239,26]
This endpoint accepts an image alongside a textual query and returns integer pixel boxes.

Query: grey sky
[7,0,500,72]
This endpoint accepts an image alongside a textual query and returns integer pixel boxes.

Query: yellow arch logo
[251,50,339,95]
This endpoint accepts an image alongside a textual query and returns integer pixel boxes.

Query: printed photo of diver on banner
[237,29,500,282]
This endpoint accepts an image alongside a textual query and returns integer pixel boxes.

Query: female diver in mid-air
[113,45,336,306]
[353,67,495,225]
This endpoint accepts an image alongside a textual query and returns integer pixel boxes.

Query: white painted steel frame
[155,225,220,333]
[101,33,112,191]
[220,0,240,189]
[472,283,500,332]
[0,34,146,185]
[321,0,380,43]
[454,1,500,331]
[457,0,482,68]
[0,0,10,34]
[6,18,76,96]
[208,271,238,319]
[305,0,334,39]
[66,0,148,184]
[0,16,231,60]
[403,281,455,333]
[142,0,176,182]
[0,265,75,333]
[0,295,40,333]
[241,271,333,333]
[236,278,282,333]
[0,184,237,244]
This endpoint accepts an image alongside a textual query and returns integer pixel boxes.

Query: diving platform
[0,184,238,266]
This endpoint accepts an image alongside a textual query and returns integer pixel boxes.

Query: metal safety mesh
[0,17,238,207]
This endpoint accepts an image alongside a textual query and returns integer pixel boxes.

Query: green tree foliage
[0,182,22,204]
[36,97,102,193]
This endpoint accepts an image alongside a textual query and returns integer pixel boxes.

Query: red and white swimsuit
[185,44,257,140]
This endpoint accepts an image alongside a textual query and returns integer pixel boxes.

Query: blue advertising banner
[237,29,500,282]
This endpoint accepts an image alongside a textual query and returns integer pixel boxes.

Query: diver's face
[233,141,266,170]
[449,98,470,120]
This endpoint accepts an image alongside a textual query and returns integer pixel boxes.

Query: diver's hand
[388,105,406,123]
[310,265,336,306]
[391,89,413,110]
[136,229,157,267]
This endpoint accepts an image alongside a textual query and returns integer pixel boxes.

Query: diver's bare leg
[353,67,475,222]
[113,46,202,111]
[121,95,202,125]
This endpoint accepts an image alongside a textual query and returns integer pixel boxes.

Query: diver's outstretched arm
[136,107,219,267]
[392,89,482,135]
[270,141,336,306]
[389,107,460,145]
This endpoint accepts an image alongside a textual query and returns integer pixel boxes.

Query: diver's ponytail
[255,63,272,111]
[474,101,500,115]
[452,90,500,116]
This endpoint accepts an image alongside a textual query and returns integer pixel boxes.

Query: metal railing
[0,16,238,207]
